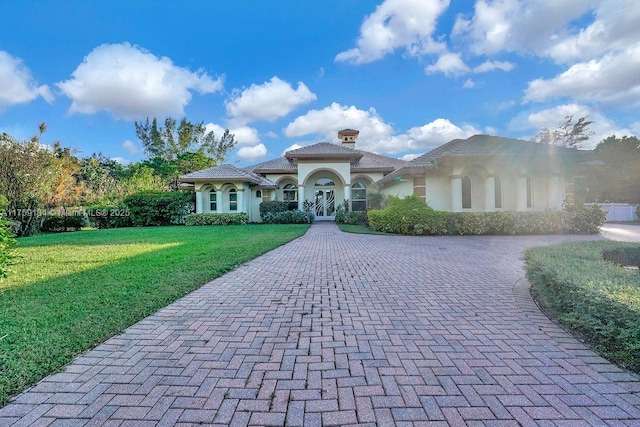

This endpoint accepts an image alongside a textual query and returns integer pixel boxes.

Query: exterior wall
[298,162,351,187]
[380,179,414,199]
[423,174,451,211]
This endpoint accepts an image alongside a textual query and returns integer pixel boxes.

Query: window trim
[229,188,238,211]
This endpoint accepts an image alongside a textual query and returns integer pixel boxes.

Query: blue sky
[1,0,639,165]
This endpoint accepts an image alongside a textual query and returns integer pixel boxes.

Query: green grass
[336,223,389,235]
[0,224,309,405]
[525,240,640,373]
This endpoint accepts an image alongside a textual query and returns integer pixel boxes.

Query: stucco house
[179,129,593,222]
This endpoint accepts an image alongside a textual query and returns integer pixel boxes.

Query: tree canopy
[533,115,594,148]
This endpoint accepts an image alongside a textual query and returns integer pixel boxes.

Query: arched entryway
[304,170,345,220]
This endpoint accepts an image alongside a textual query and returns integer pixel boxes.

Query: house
[179,129,593,222]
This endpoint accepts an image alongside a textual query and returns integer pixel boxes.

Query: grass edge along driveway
[0,224,309,406]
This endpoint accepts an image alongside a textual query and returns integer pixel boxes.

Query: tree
[588,135,640,203]
[135,117,236,164]
[533,115,595,148]
[77,153,125,203]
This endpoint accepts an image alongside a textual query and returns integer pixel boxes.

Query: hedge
[259,201,291,221]
[367,195,606,235]
[41,214,85,232]
[185,213,249,226]
[0,219,17,278]
[262,210,314,224]
[124,191,192,226]
[335,211,368,225]
[525,241,640,372]
[85,204,133,229]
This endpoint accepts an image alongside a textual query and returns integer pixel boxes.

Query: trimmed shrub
[262,210,314,224]
[603,247,640,269]
[0,219,17,278]
[124,191,192,226]
[41,214,85,232]
[85,204,133,229]
[259,200,290,221]
[563,203,607,234]
[368,195,447,235]
[335,211,368,225]
[526,241,640,372]
[185,213,249,226]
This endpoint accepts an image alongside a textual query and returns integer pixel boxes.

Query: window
[229,189,237,211]
[526,177,533,208]
[256,190,262,198]
[351,182,367,211]
[283,184,298,202]
[209,192,217,212]
[462,176,472,209]
[494,177,502,209]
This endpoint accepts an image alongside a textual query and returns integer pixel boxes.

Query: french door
[314,189,335,219]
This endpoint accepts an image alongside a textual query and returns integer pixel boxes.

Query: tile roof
[248,157,296,172]
[179,164,276,187]
[409,134,585,167]
[353,151,409,170]
[285,142,363,157]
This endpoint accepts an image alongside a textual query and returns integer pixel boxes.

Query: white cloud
[548,0,640,63]
[462,78,475,89]
[425,52,470,76]
[0,51,53,110]
[282,143,303,155]
[335,0,449,64]
[452,0,596,56]
[509,103,635,148]
[57,42,222,120]
[265,131,279,138]
[400,153,420,161]
[122,140,140,155]
[225,76,316,124]
[473,60,514,73]
[204,123,260,147]
[524,44,640,106]
[237,143,267,161]
[285,103,479,154]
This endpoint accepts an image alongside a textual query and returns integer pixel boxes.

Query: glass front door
[314,189,335,219]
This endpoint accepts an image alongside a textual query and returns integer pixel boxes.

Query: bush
[335,211,368,225]
[259,200,290,221]
[525,241,640,372]
[368,195,447,235]
[185,213,249,226]
[262,210,314,224]
[603,247,640,269]
[124,191,192,226]
[41,214,85,232]
[563,203,607,234]
[0,219,17,279]
[85,204,133,229]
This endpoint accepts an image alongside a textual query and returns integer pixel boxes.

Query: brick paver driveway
[2,223,640,426]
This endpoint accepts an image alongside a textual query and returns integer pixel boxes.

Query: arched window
[494,176,502,209]
[229,189,237,211]
[283,184,297,202]
[351,182,367,211]
[209,192,217,212]
[256,190,262,198]
[462,176,472,209]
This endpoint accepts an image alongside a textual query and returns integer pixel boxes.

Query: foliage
[0,224,309,405]
[41,214,85,232]
[302,199,314,213]
[0,219,17,279]
[588,136,640,204]
[335,211,368,225]
[602,247,640,269]
[85,204,133,229]
[366,191,387,210]
[76,153,125,203]
[261,210,314,224]
[259,200,290,220]
[367,196,605,235]
[185,213,248,226]
[525,241,640,372]
[124,191,193,226]
[532,115,594,148]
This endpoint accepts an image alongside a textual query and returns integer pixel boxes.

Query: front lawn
[525,241,640,373]
[0,224,309,406]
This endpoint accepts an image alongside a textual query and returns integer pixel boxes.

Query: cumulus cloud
[509,103,635,148]
[524,45,640,106]
[462,78,475,89]
[57,42,222,120]
[285,103,479,154]
[282,143,303,155]
[473,60,514,73]
[400,153,420,161]
[225,77,316,124]
[122,140,140,155]
[204,123,260,147]
[335,0,449,64]
[0,51,53,110]
[452,0,595,56]
[237,143,267,161]
[425,52,470,76]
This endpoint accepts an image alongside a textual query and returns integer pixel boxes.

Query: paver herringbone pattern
[2,223,639,426]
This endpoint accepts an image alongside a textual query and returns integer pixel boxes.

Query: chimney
[338,129,359,149]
